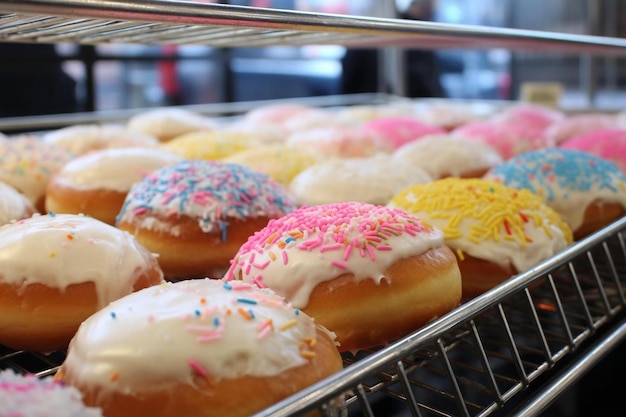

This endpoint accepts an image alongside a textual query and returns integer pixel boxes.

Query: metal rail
[0,1,626,54]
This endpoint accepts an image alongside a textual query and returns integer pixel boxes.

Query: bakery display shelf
[2,217,625,417]
[1,0,626,55]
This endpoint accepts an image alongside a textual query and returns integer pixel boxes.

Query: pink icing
[361,117,445,150]
[561,128,626,172]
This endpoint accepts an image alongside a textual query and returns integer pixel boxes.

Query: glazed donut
[361,116,445,150]
[485,149,626,239]
[286,126,391,158]
[116,160,296,280]
[242,102,314,125]
[560,128,626,173]
[0,370,102,417]
[0,213,164,352]
[42,124,159,155]
[288,154,432,206]
[388,178,573,299]
[392,134,503,179]
[161,129,258,160]
[0,136,74,211]
[224,144,323,187]
[126,108,217,142]
[45,147,182,225]
[493,104,566,129]
[226,202,462,352]
[57,279,343,417]
[0,181,37,226]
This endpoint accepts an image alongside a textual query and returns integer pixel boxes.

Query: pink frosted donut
[361,116,446,150]
[561,128,626,173]
[286,126,391,158]
[494,104,566,130]
[226,202,462,352]
[452,120,554,160]
[545,113,619,144]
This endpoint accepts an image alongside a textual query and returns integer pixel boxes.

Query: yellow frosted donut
[224,144,322,187]
[162,129,258,160]
[389,178,573,299]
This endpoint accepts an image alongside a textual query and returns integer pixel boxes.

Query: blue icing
[488,149,626,201]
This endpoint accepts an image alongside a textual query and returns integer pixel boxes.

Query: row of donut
[0,101,625,417]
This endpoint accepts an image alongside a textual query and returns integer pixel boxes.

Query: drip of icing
[388,178,573,272]
[226,202,444,308]
[116,160,296,235]
[64,279,320,393]
[486,149,626,230]
[0,213,159,307]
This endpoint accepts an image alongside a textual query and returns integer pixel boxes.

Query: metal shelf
[1,0,626,55]
[2,215,625,416]
[1,2,626,415]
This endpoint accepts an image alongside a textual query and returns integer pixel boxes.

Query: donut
[392,134,503,179]
[161,129,257,160]
[0,181,37,226]
[288,154,432,206]
[412,101,497,130]
[0,213,164,352]
[116,160,296,280]
[57,279,343,417]
[126,108,217,142]
[0,369,102,417]
[45,147,182,225]
[452,120,555,160]
[493,104,566,129]
[361,116,446,150]
[388,178,573,299]
[242,102,314,125]
[545,113,618,144]
[560,128,626,173]
[226,202,462,352]
[0,136,74,211]
[485,149,626,239]
[42,124,159,155]
[224,144,323,187]
[286,126,391,158]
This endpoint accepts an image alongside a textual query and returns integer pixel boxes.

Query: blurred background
[2,0,625,116]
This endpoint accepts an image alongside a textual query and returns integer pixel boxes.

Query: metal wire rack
[2,219,625,417]
[1,0,626,55]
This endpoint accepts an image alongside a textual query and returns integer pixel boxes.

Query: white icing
[53,147,182,192]
[64,279,319,392]
[0,137,73,205]
[127,108,217,140]
[0,181,34,225]
[42,124,159,155]
[288,154,432,206]
[228,209,445,308]
[286,126,390,158]
[0,214,160,307]
[393,135,503,178]
[0,370,103,417]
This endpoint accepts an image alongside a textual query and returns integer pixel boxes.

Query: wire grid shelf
[1,0,626,55]
[1,219,625,417]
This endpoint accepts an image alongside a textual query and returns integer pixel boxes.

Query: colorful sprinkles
[226,202,438,283]
[487,149,626,202]
[389,178,573,249]
[116,160,296,238]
